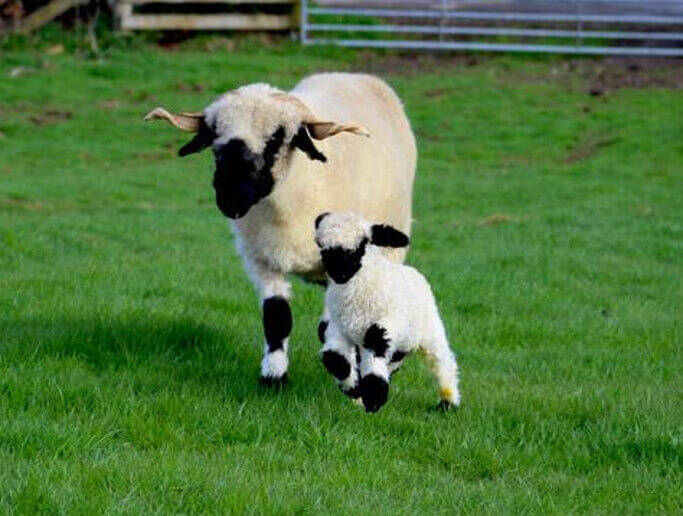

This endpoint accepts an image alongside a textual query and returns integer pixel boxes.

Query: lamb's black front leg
[319,316,361,401]
[358,323,393,413]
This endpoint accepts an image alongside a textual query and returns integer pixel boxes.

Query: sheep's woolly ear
[292,126,327,163]
[306,121,371,141]
[177,122,216,157]
[144,107,204,132]
[370,224,410,248]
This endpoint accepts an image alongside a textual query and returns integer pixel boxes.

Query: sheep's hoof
[342,385,361,400]
[435,400,458,412]
[259,373,288,389]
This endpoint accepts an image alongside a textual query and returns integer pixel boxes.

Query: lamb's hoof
[342,385,361,400]
[435,400,458,412]
[360,374,389,413]
[259,373,288,389]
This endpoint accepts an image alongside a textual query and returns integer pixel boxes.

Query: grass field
[0,35,681,513]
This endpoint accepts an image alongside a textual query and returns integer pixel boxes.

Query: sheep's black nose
[214,181,256,219]
[214,139,259,176]
[360,374,389,413]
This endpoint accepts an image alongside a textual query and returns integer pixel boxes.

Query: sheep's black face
[320,238,368,284]
[212,126,285,219]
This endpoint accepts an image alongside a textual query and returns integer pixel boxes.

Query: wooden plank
[115,2,133,31]
[13,0,87,34]
[120,13,293,30]
[291,0,300,29]
[119,0,292,4]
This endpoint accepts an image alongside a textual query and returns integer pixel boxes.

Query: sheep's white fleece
[230,73,416,282]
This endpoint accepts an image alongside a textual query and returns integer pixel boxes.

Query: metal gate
[300,1,683,56]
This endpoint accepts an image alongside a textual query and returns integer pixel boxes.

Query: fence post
[576,0,584,51]
[300,0,308,43]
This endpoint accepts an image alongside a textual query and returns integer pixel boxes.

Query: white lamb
[315,212,461,413]
[144,73,416,388]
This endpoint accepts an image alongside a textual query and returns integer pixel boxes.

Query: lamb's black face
[320,238,368,284]
[212,126,285,219]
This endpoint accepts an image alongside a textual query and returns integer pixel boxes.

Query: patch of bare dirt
[522,58,683,94]
[591,58,683,91]
[124,89,158,103]
[423,87,453,98]
[28,109,72,126]
[566,131,620,164]
[0,196,48,210]
[414,128,445,142]
[353,51,682,91]
[203,37,238,52]
[354,51,482,77]
[98,99,122,110]
[478,213,530,227]
[175,82,205,93]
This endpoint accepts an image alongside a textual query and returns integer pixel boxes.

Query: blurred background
[2,0,683,56]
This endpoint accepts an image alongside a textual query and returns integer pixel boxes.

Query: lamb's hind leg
[423,318,460,410]
[320,321,360,401]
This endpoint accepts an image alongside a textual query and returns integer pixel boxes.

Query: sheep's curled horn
[270,93,371,140]
[144,107,204,132]
[144,107,216,156]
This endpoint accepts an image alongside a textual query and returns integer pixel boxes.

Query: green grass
[0,35,681,513]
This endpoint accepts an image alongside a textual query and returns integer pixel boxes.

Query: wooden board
[119,0,293,4]
[114,0,295,31]
[119,13,293,30]
[2,0,88,34]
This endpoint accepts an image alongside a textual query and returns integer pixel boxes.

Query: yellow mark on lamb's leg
[439,387,453,401]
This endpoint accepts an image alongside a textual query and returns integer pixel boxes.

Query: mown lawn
[0,36,681,513]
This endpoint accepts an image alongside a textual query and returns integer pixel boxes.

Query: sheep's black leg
[388,349,409,376]
[358,324,393,413]
[318,320,328,344]
[320,322,360,401]
[259,295,292,388]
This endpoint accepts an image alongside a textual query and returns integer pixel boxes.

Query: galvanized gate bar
[308,23,683,41]
[307,7,683,25]
[301,0,683,55]
[309,38,683,56]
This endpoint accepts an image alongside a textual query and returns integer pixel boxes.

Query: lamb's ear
[370,224,410,248]
[315,212,330,229]
[306,121,370,141]
[292,126,327,163]
[144,107,214,157]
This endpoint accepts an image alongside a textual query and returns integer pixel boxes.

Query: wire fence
[300,0,683,56]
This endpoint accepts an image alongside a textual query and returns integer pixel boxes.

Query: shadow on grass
[2,312,268,399]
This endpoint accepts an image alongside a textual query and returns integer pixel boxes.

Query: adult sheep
[145,73,417,387]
